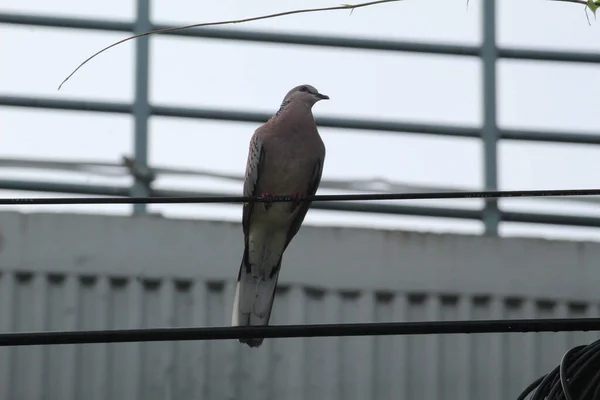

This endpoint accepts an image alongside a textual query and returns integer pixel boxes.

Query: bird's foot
[289,191,307,210]
[261,192,274,210]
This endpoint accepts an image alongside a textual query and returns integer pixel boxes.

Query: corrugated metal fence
[1,212,599,399]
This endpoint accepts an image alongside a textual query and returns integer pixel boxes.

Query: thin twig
[57,0,591,90]
[559,0,593,4]
[57,0,401,90]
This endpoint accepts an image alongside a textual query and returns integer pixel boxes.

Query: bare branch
[57,0,401,90]
[57,0,593,90]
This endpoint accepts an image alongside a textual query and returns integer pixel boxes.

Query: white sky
[1,0,599,242]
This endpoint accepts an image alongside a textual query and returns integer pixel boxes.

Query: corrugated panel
[0,270,598,400]
[2,212,600,399]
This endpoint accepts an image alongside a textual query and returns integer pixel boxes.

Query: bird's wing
[242,133,265,237]
[283,157,324,250]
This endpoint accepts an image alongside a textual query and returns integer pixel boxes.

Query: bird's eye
[299,86,308,92]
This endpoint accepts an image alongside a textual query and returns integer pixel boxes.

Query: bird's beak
[316,92,330,100]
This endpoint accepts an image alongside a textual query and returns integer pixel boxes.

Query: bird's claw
[289,192,307,211]
[290,192,307,202]
[261,192,274,210]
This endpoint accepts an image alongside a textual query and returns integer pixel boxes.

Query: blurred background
[1,1,600,399]
[1,0,600,240]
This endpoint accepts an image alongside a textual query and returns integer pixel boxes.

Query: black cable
[1,318,600,347]
[517,375,546,400]
[560,343,599,397]
[545,370,565,400]
[592,371,600,399]
[518,339,600,400]
[559,345,581,400]
[1,188,600,205]
[582,365,600,398]
[530,368,559,400]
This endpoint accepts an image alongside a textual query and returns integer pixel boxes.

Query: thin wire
[4,158,600,206]
[1,318,600,347]
[2,188,600,206]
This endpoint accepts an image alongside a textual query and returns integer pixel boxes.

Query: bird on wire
[231,84,329,348]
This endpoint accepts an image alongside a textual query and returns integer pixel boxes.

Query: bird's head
[283,84,329,107]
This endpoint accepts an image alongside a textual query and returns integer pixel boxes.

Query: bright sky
[1,0,599,242]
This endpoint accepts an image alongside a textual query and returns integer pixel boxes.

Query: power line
[1,318,600,347]
[1,188,600,206]
[6,156,600,205]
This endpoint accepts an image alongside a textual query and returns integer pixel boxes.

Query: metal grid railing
[1,0,599,234]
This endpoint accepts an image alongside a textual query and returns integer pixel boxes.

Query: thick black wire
[518,339,600,400]
[529,345,586,399]
[517,374,547,400]
[584,358,600,397]
[529,369,559,400]
[562,343,600,398]
[592,371,600,399]
[1,318,600,347]
[1,188,600,205]
[559,346,580,400]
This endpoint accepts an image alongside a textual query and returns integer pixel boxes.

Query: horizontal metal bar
[3,12,599,67]
[4,94,600,144]
[0,12,479,57]
[0,95,131,114]
[0,95,478,138]
[1,179,600,228]
[151,104,271,124]
[499,47,600,64]
[318,117,480,137]
[3,12,599,66]
[0,12,133,32]
[500,128,600,145]
[0,180,131,196]
[154,23,481,56]
[152,105,481,138]
[503,211,600,228]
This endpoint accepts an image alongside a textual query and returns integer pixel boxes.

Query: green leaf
[586,0,600,25]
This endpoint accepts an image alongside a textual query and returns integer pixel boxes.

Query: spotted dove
[231,84,329,347]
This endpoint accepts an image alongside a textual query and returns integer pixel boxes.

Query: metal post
[131,0,152,214]
[482,0,499,235]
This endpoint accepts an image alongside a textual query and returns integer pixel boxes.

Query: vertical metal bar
[482,0,499,235]
[132,0,151,214]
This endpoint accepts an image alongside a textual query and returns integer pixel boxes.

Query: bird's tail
[231,253,281,348]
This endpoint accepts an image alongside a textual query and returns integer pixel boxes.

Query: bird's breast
[262,144,317,193]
